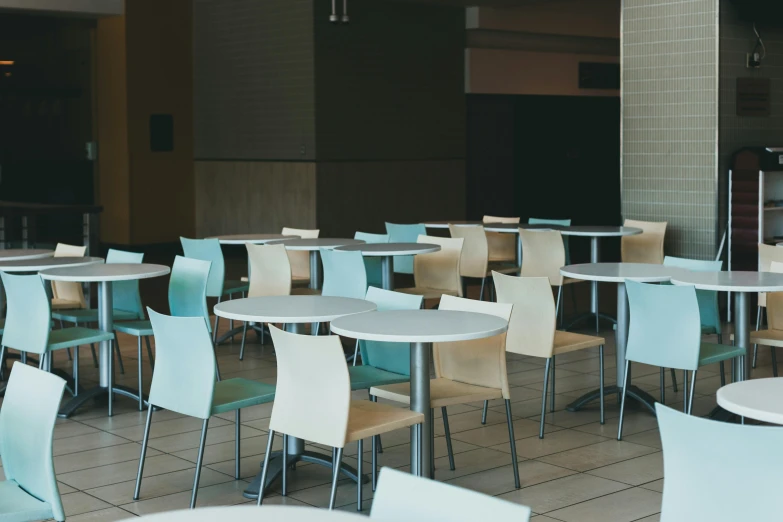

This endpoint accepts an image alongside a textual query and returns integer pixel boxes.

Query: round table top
[266,238,365,251]
[0,256,104,273]
[333,242,441,257]
[40,263,170,282]
[671,270,783,292]
[331,309,508,343]
[717,378,783,424]
[119,505,367,522]
[561,262,685,283]
[559,226,643,238]
[0,249,53,261]
[214,295,376,323]
[209,234,298,244]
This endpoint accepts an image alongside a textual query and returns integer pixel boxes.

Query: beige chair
[281,227,318,286]
[753,245,783,370]
[258,326,423,511]
[493,272,605,437]
[370,295,520,489]
[51,243,87,310]
[396,235,463,303]
[621,219,667,264]
[448,225,517,300]
[750,260,783,376]
[483,215,519,264]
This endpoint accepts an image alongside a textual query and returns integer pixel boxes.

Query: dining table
[333,242,441,290]
[717,378,783,424]
[266,238,365,290]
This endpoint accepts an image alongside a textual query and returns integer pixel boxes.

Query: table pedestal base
[215,327,244,345]
[58,385,149,418]
[566,385,657,416]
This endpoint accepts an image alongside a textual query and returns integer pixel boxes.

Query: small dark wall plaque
[579,62,620,90]
[150,114,174,151]
[737,78,771,117]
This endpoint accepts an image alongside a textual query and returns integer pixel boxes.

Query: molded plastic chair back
[52,242,87,308]
[1,273,51,355]
[371,467,531,522]
[267,325,350,448]
[281,227,319,281]
[148,309,216,419]
[449,225,488,279]
[483,215,519,263]
[180,237,224,298]
[519,229,565,287]
[657,403,783,522]
[354,232,389,288]
[758,244,783,307]
[107,248,145,318]
[0,363,67,522]
[766,261,783,329]
[414,235,463,296]
[385,223,426,274]
[625,280,701,371]
[663,256,722,334]
[529,218,572,263]
[622,219,666,264]
[434,295,513,398]
[246,244,292,298]
[168,256,212,329]
[493,272,556,358]
[321,249,368,300]
[360,287,423,375]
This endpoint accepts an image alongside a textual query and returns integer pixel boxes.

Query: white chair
[282,227,319,286]
[621,219,666,264]
[50,242,87,310]
[396,235,463,303]
[483,215,519,264]
[449,224,516,300]
[371,467,531,522]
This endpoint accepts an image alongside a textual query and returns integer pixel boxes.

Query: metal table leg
[516,233,522,269]
[410,341,432,478]
[565,237,616,332]
[381,256,394,291]
[709,291,749,421]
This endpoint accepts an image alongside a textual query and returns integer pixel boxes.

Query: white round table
[121,505,367,522]
[561,263,686,415]
[40,263,170,418]
[331,309,508,479]
[0,248,53,261]
[210,234,298,245]
[333,242,441,290]
[717,378,783,424]
[267,238,366,290]
[214,295,376,500]
[0,256,103,272]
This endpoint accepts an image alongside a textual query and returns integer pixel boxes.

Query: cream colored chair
[753,245,783,370]
[493,272,605,437]
[750,260,783,376]
[281,227,318,286]
[370,295,520,489]
[621,219,667,264]
[51,243,87,310]
[396,235,463,303]
[258,326,423,511]
[449,225,517,300]
[483,215,519,264]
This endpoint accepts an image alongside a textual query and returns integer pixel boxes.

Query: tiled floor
[4,319,769,521]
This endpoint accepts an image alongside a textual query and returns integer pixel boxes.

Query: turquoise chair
[0,363,67,522]
[321,248,368,300]
[134,309,276,509]
[354,232,389,288]
[657,403,783,522]
[0,272,114,395]
[115,256,214,407]
[180,237,249,343]
[385,223,426,275]
[528,218,571,264]
[618,281,744,440]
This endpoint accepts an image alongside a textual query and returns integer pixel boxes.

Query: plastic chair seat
[554,331,605,355]
[223,280,249,296]
[211,378,276,415]
[486,263,519,276]
[0,480,56,522]
[699,342,745,366]
[349,366,409,391]
[562,277,585,285]
[345,400,424,443]
[114,321,153,337]
[395,287,460,300]
[371,377,503,408]
[51,298,82,310]
[749,329,783,348]
[52,308,139,324]
[48,327,114,351]
[291,287,321,296]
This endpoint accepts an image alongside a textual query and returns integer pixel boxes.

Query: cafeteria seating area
[2,1,783,522]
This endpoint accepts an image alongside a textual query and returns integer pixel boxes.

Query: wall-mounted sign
[737,78,771,117]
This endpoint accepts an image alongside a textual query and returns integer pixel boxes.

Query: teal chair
[0,363,67,522]
[53,248,145,374]
[528,218,571,264]
[657,403,783,522]
[385,223,426,275]
[321,248,368,300]
[134,309,276,509]
[115,256,214,407]
[180,237,249,343]
[0,272,114,396]
[618,281,745,440]
[354,232,389,288]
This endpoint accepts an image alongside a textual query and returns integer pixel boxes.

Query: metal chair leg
[556,286,563,328]
[660,367,665,404]
[772,347,779,377]
[481,400,488,425]
[145,336,154,369]
[352,339,360,366]
[190,419,210,509]
[235,410,241,479]
[617,361,631,441]
[539,358,551,439]
[371,432,378,492]
[239,322,248,361]
[108,340,114,417]
[479,277,486,302]
[719,361,726,387]
[550,355,556,412]
[113,332,125,374]
[369,395,383,453]
[90,344,98,368]
[257,429,276,505]
[329,448,344,510]
[213,296,222,345]
[752,305,762,368]
[133,406,154,500]
[137,337,143,411]
[282,434,288,496]
[683,370,688,413]
[441,407,455,471]
[357,439,363,511]
[430,408,435,477]
[505,399,520,488]
[599,345,605,424]
[670,368,678,392]
[688,370,697,415]
[67,347,72,361]
[73,346,80,397]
